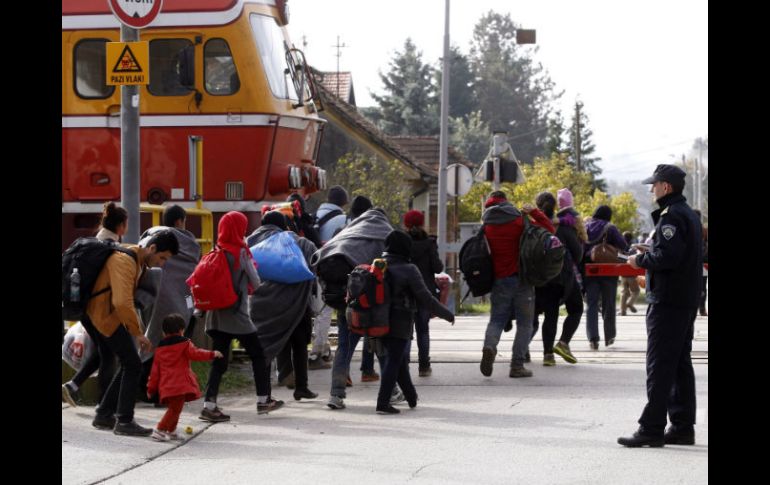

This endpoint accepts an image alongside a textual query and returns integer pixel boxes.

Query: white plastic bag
[309,278,325,316]
[62,322,94,371]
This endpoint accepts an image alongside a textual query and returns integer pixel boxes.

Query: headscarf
[217,211,249,269]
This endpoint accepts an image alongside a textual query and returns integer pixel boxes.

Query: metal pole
[121,25,141,243]
[437,0,450,263]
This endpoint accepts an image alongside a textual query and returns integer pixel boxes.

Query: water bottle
[70,268,81,303]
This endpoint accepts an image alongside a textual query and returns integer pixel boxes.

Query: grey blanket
[309,209,393,269]
[138,226,201,357]
[247,225,318,360]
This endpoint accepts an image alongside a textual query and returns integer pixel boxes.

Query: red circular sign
[108,0,163,29]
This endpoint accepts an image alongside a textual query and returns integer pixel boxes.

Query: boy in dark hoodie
[147,314,222,441]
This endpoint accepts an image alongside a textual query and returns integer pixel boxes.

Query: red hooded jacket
[147,335,216,403]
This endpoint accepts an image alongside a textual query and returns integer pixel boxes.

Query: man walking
[618,164,702,447]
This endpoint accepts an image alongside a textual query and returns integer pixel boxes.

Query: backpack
[62,237,137,321]
[519,217,565,287]
[459,225,494,302]
[345,258,390,337]
[588,224,621,263]
[313,209,343,237]
[186,246,243,311]
[249,231,314,284]
[316,254,354,310]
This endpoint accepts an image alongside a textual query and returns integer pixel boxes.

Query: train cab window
[148,39,195,96]
[74,40,115,99]
[204,39,240,95]
[249,13,299,100]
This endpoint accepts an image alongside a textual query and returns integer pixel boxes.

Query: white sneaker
[390,388,406,405]
[326,395,346,410]
[151,428,170,442]
[165,430,184,441]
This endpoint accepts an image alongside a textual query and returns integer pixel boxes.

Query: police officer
[617,164,702,447]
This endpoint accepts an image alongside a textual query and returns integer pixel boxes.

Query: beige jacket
[86,245,146,337]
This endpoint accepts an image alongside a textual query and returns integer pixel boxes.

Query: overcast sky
[287,0,708,183]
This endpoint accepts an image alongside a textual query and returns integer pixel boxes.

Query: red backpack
[186,246,242,311]
[345,258,390,337]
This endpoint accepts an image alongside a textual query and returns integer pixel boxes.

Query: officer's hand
[628,254,640,269]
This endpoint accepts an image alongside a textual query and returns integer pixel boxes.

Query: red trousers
[157,395,186,432]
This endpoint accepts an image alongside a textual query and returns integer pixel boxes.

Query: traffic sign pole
[121,24,140,244]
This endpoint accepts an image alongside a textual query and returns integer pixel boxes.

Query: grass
[191,360,254,394]
[456,302,491,314]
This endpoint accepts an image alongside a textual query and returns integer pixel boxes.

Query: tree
[545,111,567,156]
[566,100,606,192]
[458,153,638,232]
[469,11,562,164]
[328,152,411,226]
[450,110,491,165]
[371,38,439,136]
[434,45,478,121]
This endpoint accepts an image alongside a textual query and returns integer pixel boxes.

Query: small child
[147,313,223,441]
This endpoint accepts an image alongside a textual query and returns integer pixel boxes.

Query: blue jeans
[330,311,359,398]
[483,275,534,367]
[585,276,618,344]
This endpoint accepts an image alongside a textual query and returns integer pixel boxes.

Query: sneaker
[293,388,319,401]
[257,398,285,414]
[553,341,578,364]
[543,353,556,366]
[321,346,333,362]
[199,407,230,422]
[628,305,638,313]
[589,340,599,351]
[406,393,418,408]
[114,420,153,437]
[327,395,346,410]
[62,382,79,407]
[480,347,497,376]
[390,388,406,405]
[376,404,401,414]
[361,371,380,382]
[346,374,353,387]
[509,365,533,378]
[165,430,184,441]
[151,428,170,442]
[308,355,332,370]
[92,414,117,430]
[418,366,432,377]
[606,338,615,347]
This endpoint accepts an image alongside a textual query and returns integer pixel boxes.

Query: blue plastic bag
[250,232,314,284]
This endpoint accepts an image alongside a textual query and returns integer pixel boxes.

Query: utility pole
[574,101,582,172]
[437,0,450,264]
[332,36,347,99]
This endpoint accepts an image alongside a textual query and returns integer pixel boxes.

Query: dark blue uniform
[635,192,702,435]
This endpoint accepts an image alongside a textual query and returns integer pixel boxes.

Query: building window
[74,39,115,99]
[149,39,194,96]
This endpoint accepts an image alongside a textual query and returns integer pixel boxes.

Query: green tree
[371,38,439,136]
[469,11,562,164]
[458,153,638,231]
[434,45,478,121]
[450,110,491,165]
[328,152,411,226]
[545,111,567,156]
[566,100,606,192]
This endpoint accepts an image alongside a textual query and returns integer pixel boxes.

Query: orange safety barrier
[585,263,708,277]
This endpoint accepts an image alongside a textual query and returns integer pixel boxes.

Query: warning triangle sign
[113,45,143,73]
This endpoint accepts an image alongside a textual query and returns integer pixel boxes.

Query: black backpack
[519,217,565,287]
[345,259,390,337]
[62,238,137,321]
[316,254,354,310]
[459,225,494,302]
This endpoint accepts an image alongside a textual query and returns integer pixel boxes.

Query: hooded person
[247,210,319,400]
[316,185,350,244]
[199,211,280,422]
[374,230,454,414]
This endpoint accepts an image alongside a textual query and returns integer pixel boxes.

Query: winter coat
[316,202,348,244]
[147,335,216,403]
[481,202,555,278]
[247,224,318,360]
[584,218,629,261]
[552,207,584,292]
[87,245,145,337]
[408,228,443,296]
[384,253,454,340]
[636,193,702,308]
[310,209,393,270]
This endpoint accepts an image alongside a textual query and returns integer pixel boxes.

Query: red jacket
[147,335,216,403]
[483,207,555,279]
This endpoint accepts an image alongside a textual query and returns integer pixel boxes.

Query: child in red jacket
[147,313,222,441]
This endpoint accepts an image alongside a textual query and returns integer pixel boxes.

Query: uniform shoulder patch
[661,224,676,240]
